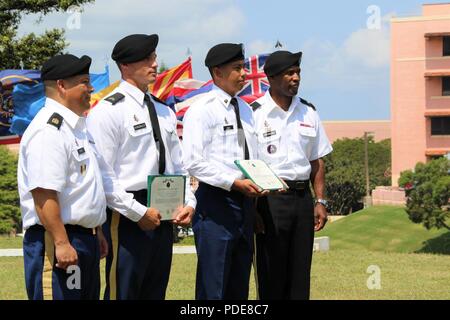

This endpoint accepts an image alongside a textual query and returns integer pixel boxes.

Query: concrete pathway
[0,249,23,257]
[0,237,330,257]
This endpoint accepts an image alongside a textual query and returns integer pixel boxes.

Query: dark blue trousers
[23,225,100,300]
[193,183,255,300]
[103,190,173,300]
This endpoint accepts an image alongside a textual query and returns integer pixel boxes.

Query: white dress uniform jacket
[18,98,107,229]
[182,85,257,191]
[253,91,333,180]
[86,81,196,222]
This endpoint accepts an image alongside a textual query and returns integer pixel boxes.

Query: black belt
[28,224,97,235]
[198,182,243,197]
[284,180,309,191]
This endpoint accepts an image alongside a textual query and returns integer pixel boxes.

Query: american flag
[238,53,270,103]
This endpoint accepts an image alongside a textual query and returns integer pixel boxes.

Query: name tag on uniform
[263,130,277,138]
[77,147,86,155]
[300,122,314,129]
[134,123,147,131]
[223,125,234,131]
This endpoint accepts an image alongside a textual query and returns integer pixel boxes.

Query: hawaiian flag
[165,78,208,109]
[172,54,270,136]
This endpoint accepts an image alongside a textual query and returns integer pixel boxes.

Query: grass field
[2,205,450,300]
[1,249,450,300]
[317,206,450,254]
[0,236,23,249]
[0,232,195,249]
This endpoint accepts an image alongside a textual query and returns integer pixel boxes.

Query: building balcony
[425,148,450,156]
[425,109,450,116]
[425,32,450,39]
[425,69,450,77]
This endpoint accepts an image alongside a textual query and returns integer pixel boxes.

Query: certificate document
[234,160,288,191]
[147,175,186,220]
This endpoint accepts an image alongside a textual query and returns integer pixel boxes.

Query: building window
[431,117,450,135]
[443,77,450,96]
[444,36,450,56]
[427,155,444,162]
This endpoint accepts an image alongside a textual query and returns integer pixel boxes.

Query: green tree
[0,146,20,234]
[399,158,450,230]
[158,61,168,73]
[0,0,94,69]
[325,137,391,215]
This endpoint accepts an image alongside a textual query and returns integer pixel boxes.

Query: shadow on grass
[416,231,450,255]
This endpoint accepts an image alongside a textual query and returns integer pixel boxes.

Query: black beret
[205,43,245,68]
[112,34,159,63]
[41,54,91,81]
[264,50,302,77]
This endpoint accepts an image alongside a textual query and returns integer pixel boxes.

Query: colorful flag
[239,53,270,103]
[90,80,119,107]
[1,70,41,143]
[165,78,207,108]
[90,58,193,109]
[150,57,193,102]
[8,67,110,137]
[174,53,270,128]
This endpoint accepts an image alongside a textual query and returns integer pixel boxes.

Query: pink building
[391,3,450,186]
[322,120,391,143]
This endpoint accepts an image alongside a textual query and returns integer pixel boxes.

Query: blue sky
[17,0,445,120]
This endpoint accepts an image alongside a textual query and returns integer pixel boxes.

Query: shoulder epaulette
[151,94,168,106]
[300,97,316,111]
[47,112,63,130]
[250,101,262,111]
[104,92,125,105]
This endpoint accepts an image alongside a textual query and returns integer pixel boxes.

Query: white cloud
[246,40,274,56]
[16,4,393,93]
[300,13,393,91]
[17,0,246,80]
[342,28,390,69]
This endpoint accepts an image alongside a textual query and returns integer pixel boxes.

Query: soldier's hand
[275,179,289,193]
[232,179,268,198]
[97,227,109,259]
[173,206,195,227]
[137,207,161,231]
[314,204,328,232]
[55,241,78,270]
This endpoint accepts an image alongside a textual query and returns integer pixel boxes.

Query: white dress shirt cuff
[220,174,236,192]
[126,201,147,222]
[185,199,197,210]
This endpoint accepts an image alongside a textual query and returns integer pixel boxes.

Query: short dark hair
[208,67,215,80]
[116,61,123,73]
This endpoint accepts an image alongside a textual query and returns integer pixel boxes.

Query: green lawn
[3,206,450,299]
[0,236,23,249]
[5,206,448,254]
[175,236,195,246]
[317,206,450,254]
[0,235,195,249]
[2,249,450,300]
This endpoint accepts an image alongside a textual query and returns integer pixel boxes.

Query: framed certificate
[234,159,288,191]
[147,175,186,221]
